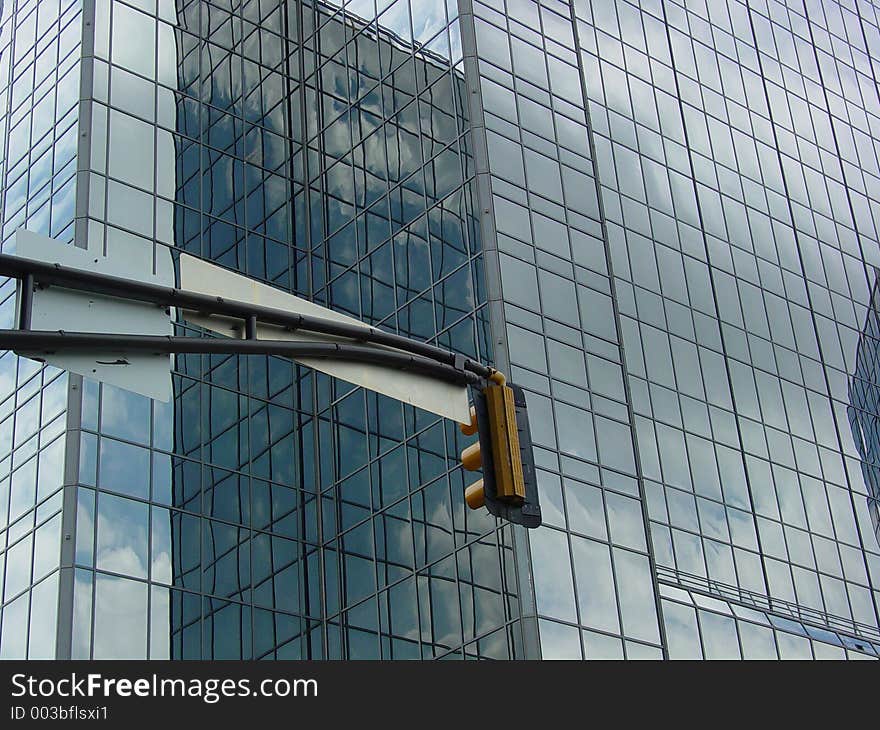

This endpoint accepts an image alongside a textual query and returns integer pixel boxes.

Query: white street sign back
[179,254,471,422]
[12,229,174,401]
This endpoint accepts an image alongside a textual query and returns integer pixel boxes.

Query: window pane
[93,573,147,659]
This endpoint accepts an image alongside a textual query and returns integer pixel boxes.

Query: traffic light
[459,372,541,528]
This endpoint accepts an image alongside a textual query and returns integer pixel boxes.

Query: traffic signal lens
[464,479,485,509]
[460,441,482,471]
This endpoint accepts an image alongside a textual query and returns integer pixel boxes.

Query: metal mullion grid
[310,0,348,42]
[777,0,880,632]
[413,469,455,659]
[150,0,205,657]
[1,485,65,593]
[317,130,472,319]
[319,5,451,657]
[422,98,465,293]
[84,377,102,658]
[277,0,310,657]
[741,3,855,618]
[339,16,368,329]
[372,443,397,621]
[297,0,333,659]
[498,74,596,636]
[395,32,430,329]
[617,308,857,502]
[340,575,522,660]
[0,0,20,251]
[10,1,37,73]
[348,22,384,114]
[86,382,181,658]
[201,517,249,624]
[418,606,521,659]
[664,592,778,659]
[0,358,27,549]
[309,5,345,639]
[304,8,336,249]
[694,591,750,659]
[322,390,508,656]
[168,587,194,658]
[200,42,235,234]
[327,522,505,656]
[309,40,380,149]
[494,522,525,656]
[40,0,73,246]
[366,420,391,659]
[321,410,461,524]
[514,0,663,658]
[672,2,852,628]
[661,595,707,659]
[282,7,302,296]
[145,441,161,658]
[596,25,768,616]
[3,31,40,238]
[853,1,880,87]
[231,0,256,657]
[100,566,315,659]
[306,59,470,205]
[458,525,530,658]
[95,0,111,257]
[335,388,381,644]
[375,6,436,346]
[842,0,880,517]
[201,591,242,659]
[326,388,381,652]
[284,0,321,660]
[645,2,776,630]
[325,420,381,656]
[457,0,546,656]
[222,0,249,651]
[147,0,163,278]
[89,496,315,583]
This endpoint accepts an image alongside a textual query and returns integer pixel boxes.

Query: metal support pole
[245,315,258,340]
[18,273,34,330]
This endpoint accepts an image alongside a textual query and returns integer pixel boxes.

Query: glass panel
[28,572,59,658]
[96,493,149,579]
[530,528,577,622]
[92,573,148,659]
[0,593,29,659]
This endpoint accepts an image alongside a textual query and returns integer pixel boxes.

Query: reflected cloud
[96,493,149,578]
[326,0,458,62]
[92,573,148,659]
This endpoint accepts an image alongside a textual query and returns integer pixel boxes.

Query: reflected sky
[93,572,148,659]
[330,0,459,62]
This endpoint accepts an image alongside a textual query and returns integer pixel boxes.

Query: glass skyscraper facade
[2,0,880,660]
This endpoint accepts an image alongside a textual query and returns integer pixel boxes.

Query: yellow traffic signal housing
[484,383,526,503]
[459,376,541,528]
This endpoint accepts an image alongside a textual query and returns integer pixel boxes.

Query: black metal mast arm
[0,252,493,380]
[0,330,481,386]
